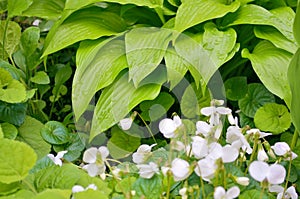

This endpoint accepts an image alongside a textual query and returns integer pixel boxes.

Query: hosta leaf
[7,0,32,18]
[125,27,172,87]
[288,49,300,132]
[64,0,101,10]
[242,41,292,107]
[90,70,164,141]
[17,116,51,159]
[175,0,240,33]
[221,5,295,42]
[224,76,247,101]
[0,20,21,60]
[238,83,275,118]
[0,101,27,126]
[73,38,127,120]
[254,26,297,54]
[40,121,70,145]
[22,0,65,19]
[254,103,291,134]
[0,122,18,139]
[33,189,71,199]
[0,139,37,183]
[294,0,300,45]
[0,68,26,103]
[43,7,127,56]
[102,0,163,8]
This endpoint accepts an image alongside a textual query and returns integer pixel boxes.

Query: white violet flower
[136,162,159,179]
[191,136,209,159]
[226,126,252,154]
[82,146,109,177]
[72,184,97,193]
[269,185,298,199]
[132,144,156,164]
[271,142,298,159]
[246,128,271,138]
[159,115,182,138]
[201,100,231,126]
[171,158,190,181]
[195,157,217,181]
[214,186,240,199]
[47,150,68,167]
[119,117,133,130]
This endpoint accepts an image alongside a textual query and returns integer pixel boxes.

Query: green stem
[200,177,206,199]
[283,153,293,198]
[290,130,298,150]
[245,138,258,174]
[166,173,171,199]
[136,112,157,144]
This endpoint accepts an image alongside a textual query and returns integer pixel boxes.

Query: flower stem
[136,112,157,144]
[166,173,171,199]
[283,153,293,197]
[245,137,259,174]
[200,176,206,199]
[290,130,298,150]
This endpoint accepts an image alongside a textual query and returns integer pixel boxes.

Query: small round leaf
[40,121,70,144]
[254,103,291,134]
[224,76,247,101]
[0,122,18,139]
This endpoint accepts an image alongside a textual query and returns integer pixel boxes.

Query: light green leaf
[0,189,35,199]
[175,0,240,33]
[242,41,292,107]
[100,0,163,8]
[0,126,3,139]
[288,49,300,132]
[22,0,65,20]
[0,181,21,196]
[7,0,32,18]
[17,116,51,160]
[254,26,297,54]
[0,101,27,126]
[238,83,275,118]
[73,189,109,199]
[0,20,21,60]
[33,189,71,199]
[20,27,40,57]
[126,27,172,86]
[90,71,164,141]
[254,103,291,134]
[73,38,127,120]
[30,71,50,85]
[40,121,70,145]
[0,60,23,80]
[107,126,141,159]
[64,0,101,10]
[222,5,295,42]
[224,76,247,101]
[0,0,7,12]
[0,122,18,139]
[239,189,275,199]
[294,0,300,45]
[0,139,37,183]
[132,175,163,199]
[164,47,188,89]
[0,68,26,103]
[43,7,127,56]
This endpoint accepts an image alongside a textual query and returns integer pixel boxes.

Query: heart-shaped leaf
[40,121,70,145]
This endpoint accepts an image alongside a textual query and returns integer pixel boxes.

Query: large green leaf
[222,5,295,42]
[242,41,292,107]
[0,101,27,126]
[20,27,40,57]
[73,38,127,120]
[64,0,99,10]
[125,27,172,86]
[17,116,51,160]
[7,0,32,18]
[22,0,65,19]
[0,189,35,199]
[254,26,297,54]
[90,69,165,141]
[40,121,70,145]
[288,48,300,132]
[224,76,248,101]
[43,7,127,56]
[0,20,21,60]
[33,189,71,199]
[0,139,37,184]
[0,122,18,139]
[102,0,163,8]
[294,0,300,45]
[174,0,240,33]
[132,175,163,199]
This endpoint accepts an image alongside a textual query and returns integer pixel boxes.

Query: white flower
[47,150,68,167]
[195,157,217,181]
[119,117,133,130]
[132,144,156,164]
[191,136,208,159]
[72,184,97,193]
[159,115,182,138]
[32,19,41,26]
[269,185,298,199]
[82,146,109,177]
[136,162,159,179]
[236,177,249,186]
[171,158,190,181]
[214,186,240,199]
[271,142,297,159]
[226,126,252,154]
[257,146,269,162]
[201,100,231,126]
[206,142,239,163]
[196,121,213,137]
[246,128,271,138]
[249,161,286,184]
[227,114,238,126]
[179,187,188,199]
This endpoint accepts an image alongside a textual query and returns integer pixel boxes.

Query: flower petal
[119,118,133,130]
[271,142,290,156]
[214,186,226,199]
[201,107,215,116]
[159,118,176,138]
[249,161,269,182]
[56,150,68,159]
[226,186,240,198]
[83,163,102,177]
[171,158,190,181]
[216,107,231,115]
[267,164,286,184]
[72,185,85,193]
[196,121,211,136]
[98,146,109,160]
[222,145,239,163]
[83,147,98,163]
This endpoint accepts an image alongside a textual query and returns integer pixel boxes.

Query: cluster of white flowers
[77,99,298,199]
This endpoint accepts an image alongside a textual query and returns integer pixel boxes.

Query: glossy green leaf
[33,164,81,192]
[175,0,240,33]
[22,0,65,19]
[108,126,141,159]
[30,156,55,174]
[90,71,164,141]
[33,189,71,199]
[7,0,32,18]
[102,0,163,8]
[164,47,188,89]
[43,7,127,56]
[58,133,86,162]
[55,65,72,86]
[254,26,297,54]
[17,116,51,159]
[254,103,291,134]
[0,101,27,126]
[0,181,20,196]
[73,38,127,120]
[224,76,247,101]
[238,83,275,118]
[181,82,211,118]
[239,112,255,128]
[294,0,300,45]
[30,71,50,85]
[132,175,163,199]
[64,0,101,10]
[0,139,37,183]
[40,121,70,145]
[0,122,18,139]
[0,0,7,12]
[125,27,172,86]
[222,5,295,42]
[288,49,300,132]
[242,41,292,107]
[0,20,21,60]
[0,68,26,103]
[20,27,40,56]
